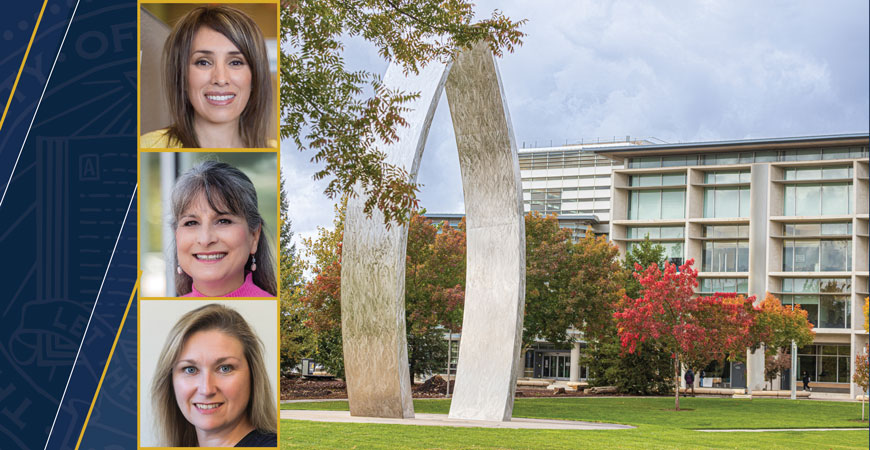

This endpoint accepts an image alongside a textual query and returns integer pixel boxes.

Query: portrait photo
[139,300,279,447]
[139,3,278,148]
[139,151,278,297]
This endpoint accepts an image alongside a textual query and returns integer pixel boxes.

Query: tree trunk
[674,357,681,411]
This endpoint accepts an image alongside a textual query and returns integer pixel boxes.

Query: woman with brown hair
[142,5,274,148]
[171,160,277,297]
[151,304,277,447]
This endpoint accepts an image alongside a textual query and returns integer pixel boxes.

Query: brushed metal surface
[341,42,524,421]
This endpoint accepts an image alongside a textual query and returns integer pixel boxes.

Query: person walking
[684,369,695,396]
[699,370,705,388]
[802,371,811,392]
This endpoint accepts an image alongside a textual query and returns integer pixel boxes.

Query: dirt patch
[282,376,635,400]
[281,376,348,400]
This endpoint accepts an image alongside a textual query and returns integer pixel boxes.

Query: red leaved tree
[614,259,756,410]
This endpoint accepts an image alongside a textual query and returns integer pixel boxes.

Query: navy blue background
[0,1,139,449]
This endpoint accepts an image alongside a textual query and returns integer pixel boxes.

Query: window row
[782,239,852,272]
[783,166,852,181]
[524,174,612,182]
[781,277,850,294]
[783,183,852,216]
[798,345,851,383]
[628,190,685,220]
[704,187,751,218]
[783,222,852,237]
[627,241,683,264]
[698,277,748,294]
[627,146,869,168]
[703,241,749,272]
[782,295,850,329]
[627,226,684,239]
[704,225,749,238]
[704,170,751,184]
[629,173,686,186]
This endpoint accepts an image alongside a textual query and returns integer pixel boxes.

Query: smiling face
[175,191,260,296]
[172,329,252,444]
[186,26,252,131]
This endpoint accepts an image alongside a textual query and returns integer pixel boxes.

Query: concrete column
[746,163,770,393]
[569,342,581,382]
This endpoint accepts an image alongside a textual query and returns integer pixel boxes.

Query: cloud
[282,0,869,264]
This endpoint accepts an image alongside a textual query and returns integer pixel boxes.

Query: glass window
[755,151,777,162]
[660,226,684,239]
[638,190,661,220]
[795,185,821,216]
[662,156,687,167]
[661,190,685,219]
[739,188,751,217]
[819,278,851,293]
[822,166,851,179]
[796,149,821,161]
[793,240,820,271]
[662,173,686,185]
[705,187,749,218]
[820,223,851,235]
[819,357,837,382]
[821,184,850,215]
[704,188,715,218]
[796,168,822,180]
[819,296,848,328]
[699,277,748,293]
[838,357,850,383]
[822,148,851,160]
[784,185,795,216]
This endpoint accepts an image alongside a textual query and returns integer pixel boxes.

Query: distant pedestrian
[802,371,811,392]
[684,369,695,396]
[699,370,705,387]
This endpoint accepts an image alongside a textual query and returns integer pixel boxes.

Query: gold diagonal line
[0,0,49,133]
[74,272,141,450]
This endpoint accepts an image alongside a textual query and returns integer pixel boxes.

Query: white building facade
[595,133,869,397]
[429,134,869,396]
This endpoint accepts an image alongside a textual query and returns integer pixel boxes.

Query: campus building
[429,133,869,397]
[594,133,869,396]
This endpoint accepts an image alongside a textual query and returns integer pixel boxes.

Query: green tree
[298,203,347,377]
[280,1,525,224]
[584,237,673,395]
[405,214,466,382]
[299,210,467,381]
[522,213,577,350]
[279,174,314,375]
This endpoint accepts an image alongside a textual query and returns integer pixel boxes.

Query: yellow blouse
[140,128,278,148]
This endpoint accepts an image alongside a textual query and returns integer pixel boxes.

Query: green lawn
[280,397,869,449]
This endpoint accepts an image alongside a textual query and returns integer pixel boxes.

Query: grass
[280,397,869,449]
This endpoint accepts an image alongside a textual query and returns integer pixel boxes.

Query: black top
[235,429,277,447]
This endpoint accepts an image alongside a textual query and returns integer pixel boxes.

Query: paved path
[697,428,867,432]
[280,410,634,430]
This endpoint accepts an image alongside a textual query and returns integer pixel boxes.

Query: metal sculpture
[341,42,525,421]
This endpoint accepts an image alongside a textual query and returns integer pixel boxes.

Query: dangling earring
[250,255,257,272]
[176,265,183,275]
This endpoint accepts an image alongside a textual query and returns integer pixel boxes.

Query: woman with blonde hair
[142,5,274,148]
[151,304,277,447]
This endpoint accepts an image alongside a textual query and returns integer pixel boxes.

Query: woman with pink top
[171,161,276,297]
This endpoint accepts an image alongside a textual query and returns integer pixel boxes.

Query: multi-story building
[594,133,869,396]
[428,133,869,397]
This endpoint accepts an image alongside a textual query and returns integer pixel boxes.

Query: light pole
[790,340,797,400]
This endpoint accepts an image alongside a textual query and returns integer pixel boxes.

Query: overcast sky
[281,0,869,263]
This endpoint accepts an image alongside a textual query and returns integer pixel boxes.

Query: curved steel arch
[340,42,525,422]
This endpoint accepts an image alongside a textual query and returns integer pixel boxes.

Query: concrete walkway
[280,410,635,430]
[697,427,867,432]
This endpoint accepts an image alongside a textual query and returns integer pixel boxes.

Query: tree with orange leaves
[751,294,815,351]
